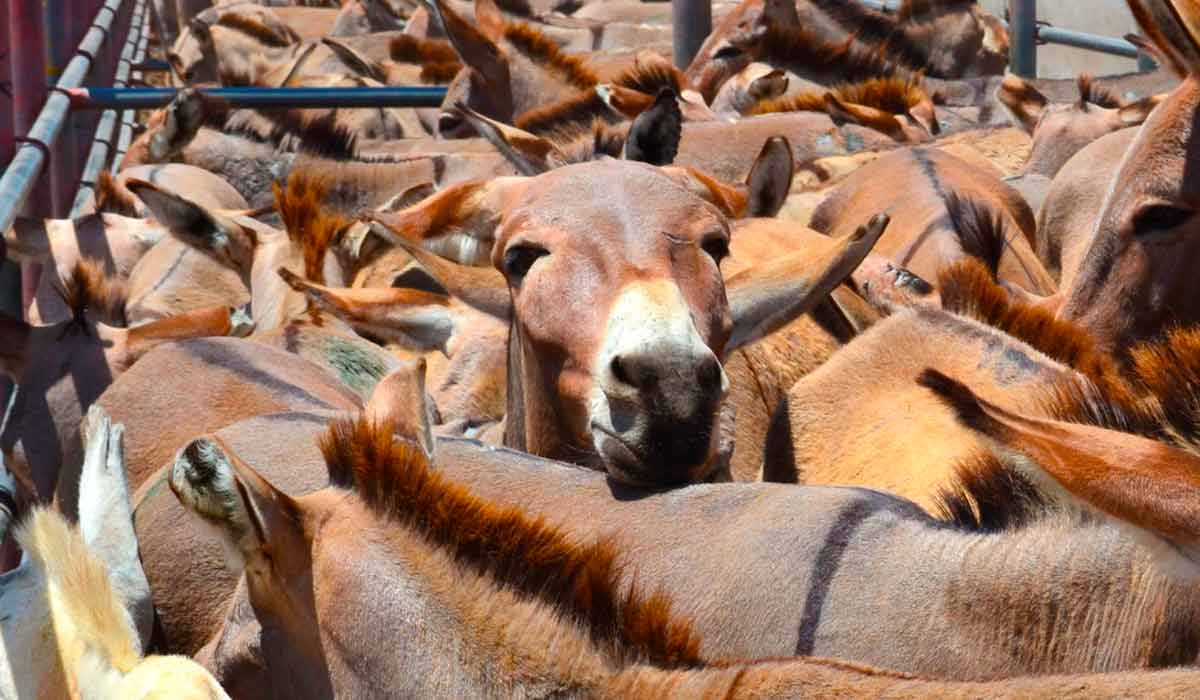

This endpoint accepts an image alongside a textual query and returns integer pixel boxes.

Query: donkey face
[1058,77,1200,353]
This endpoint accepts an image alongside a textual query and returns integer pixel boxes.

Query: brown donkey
[364,158,886,486]
[1056,0,1200,354]
[156,391,1200,688]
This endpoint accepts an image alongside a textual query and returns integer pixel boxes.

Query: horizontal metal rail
[68,86,450,110]
[0,0,127,240]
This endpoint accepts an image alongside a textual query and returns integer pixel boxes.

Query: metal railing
[859,0,1153,77]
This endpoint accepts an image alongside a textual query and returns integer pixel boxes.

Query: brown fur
[932,452,1050,532]
[612,62,686,96]
[494,0,533,16]
[806,0,937,71]
[750,76,930,117]
[502,23,598,90]
[388,35,460,66]
[271,172,346,283]
[319,415,705,668]
[1127,326,1200,448]
[52,260,129,328]
[1077,73,1125,109]
[897,0,978,21]
[753,24,905,84]
[937,259,1124,391]
[515,91,614,136]
[213,14,296,48]
[420,62,463,84]
[251,109,359,160]
[93,172,141,218]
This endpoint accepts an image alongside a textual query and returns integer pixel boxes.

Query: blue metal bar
[1036,25,1139,59]
[0,0,126,256]
[68,86,450,110]
[71,0,147,216]
[1009,0,1038,77]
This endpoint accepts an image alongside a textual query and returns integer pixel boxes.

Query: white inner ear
[425,231,492,267]
[170,440,252,568]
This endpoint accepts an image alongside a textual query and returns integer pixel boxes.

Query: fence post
[8,0,48,313]
[0,5,18,320]
[672,0,711,70]
[1009,0,1037,78]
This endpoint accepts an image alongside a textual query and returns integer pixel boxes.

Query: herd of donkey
[16,0,1200,695]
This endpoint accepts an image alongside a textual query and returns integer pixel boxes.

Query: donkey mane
[213,13,296,48]
[754,24,905,84]
[495,0,534,17]
[16,508,141,678]
[1127,327,1200,450]
[932,452,1050,532]
[897,0,978,21]
[389,35,460,66]
[420,62,463,84]
[936,258,1124,392]
[54,259,128,329]
[258,109,360,161]
[806,0,934,71]
[515,90,615,136]
[503,23,599,90]
[611,62,687,96]
[272,172,347,284]
[93,172,142,218]
[1077,73,1125,109]
[319,415,705,669]
[750,76,929,116]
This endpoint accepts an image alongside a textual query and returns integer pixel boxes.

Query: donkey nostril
[610,355,633,387]
[697,355,723,392]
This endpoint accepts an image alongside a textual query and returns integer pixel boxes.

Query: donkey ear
[322,37,385,82]
[127,179,257,274]
[366,359,438,459]
[125,304,253,363]
[1127,0,1200,77]
[429,0,510,90]
[726,213,888,350]
[921,368,1200,567]
[365,176,528,265]
[455,102,566,175]
[744,136,794,218]
[77,406,153,653]
[824,93,910,141]
[995,74,1048,134]
[4,217,52,262]
[624,89,683,166]
[278,270,460,352]
[1118,92,1166,126]
[748,69,789,101]
[0,313,32,378]
[170,435,303,563]
[148,87,209,161]
[474,0,506,41]
[368,233,512,321]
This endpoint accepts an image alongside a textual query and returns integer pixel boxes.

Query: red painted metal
[0,6,12,168]
[8,0,48,312]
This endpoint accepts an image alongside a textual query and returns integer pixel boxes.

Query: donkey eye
[713,45,744,61]
[701,236,730,264]
[1132,204,1192,238]
[503,245,548,283]
[438,112,463,135]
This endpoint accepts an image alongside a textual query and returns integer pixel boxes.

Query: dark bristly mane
[503,23,598,90]
[753,25,906,84]
[806,0,934,71]
[53,259,128,328]
[273,171,347,284]
[897,0,978,21]
[389,35,460,66]
[495,0,534,17]
[941,192,1007,275]
[420,62,463,84]
[932,452,1050,532]
[750,76,929,116]
[937,258,1126,392]
[262,110,360,161]
[1128,327,1200,450]
[213,13,296,47]
[319,415,705,669]
[515,91,616,136]
[1077,73,1125,109]
[612,62,686,96]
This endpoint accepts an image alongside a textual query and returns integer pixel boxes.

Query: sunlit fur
[320,415,704,668]
[53,259,129,329]
[272,171,347,284]
[748,76,931,117]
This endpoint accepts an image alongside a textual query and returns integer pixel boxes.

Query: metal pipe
[672,0,712,70]
[1009,0,1037,78]
[69,85,450,110]
[9,0,49,312]
[72,0,147,216]
[1035,25,1139,59]
[111,16,150,172]
[0,0,127,246]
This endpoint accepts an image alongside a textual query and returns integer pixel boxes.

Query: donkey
[166,409,1200,699]
[809,147,1055,295]
[151,369,1200,681]
[1051,0,1200,354]
[0,263,251,513]
[362,157,886,486]
[2,407,226,699]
